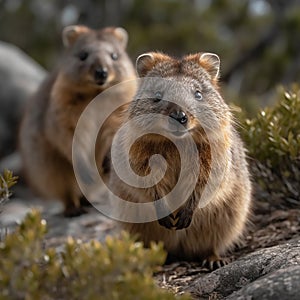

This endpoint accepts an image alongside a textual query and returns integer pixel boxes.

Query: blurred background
[0,0,300,113]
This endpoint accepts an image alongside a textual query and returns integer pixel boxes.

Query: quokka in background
[19,25,136,217]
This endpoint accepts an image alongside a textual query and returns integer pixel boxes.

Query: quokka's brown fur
[19,25,136,217]
[109,52,252,269]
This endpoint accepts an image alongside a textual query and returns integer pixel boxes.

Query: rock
[0,41,46,159]
[0,151,22,174]
[227,265,300,300]
[0,192,119,249]
[187,238,300,299]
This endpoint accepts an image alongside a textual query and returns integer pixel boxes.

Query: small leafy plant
[0,169,18,213]
[0,210,190,300]
[241,85,300,207]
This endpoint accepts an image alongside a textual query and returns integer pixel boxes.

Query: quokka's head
[127,52,232,142]
[61,25,135,89]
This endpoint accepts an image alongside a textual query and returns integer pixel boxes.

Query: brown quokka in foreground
[19,25,136,217]
[109,52,252,269]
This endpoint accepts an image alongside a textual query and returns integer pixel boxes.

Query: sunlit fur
[109,52,252,266]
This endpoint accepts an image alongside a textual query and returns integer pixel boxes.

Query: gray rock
[0,41,46,158]
[187,238,300,299]
[0,151,22,174]
[227,265,300,300]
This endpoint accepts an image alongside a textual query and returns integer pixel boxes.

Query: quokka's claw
[202,255,230,271]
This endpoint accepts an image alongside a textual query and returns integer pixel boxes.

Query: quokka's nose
[94,68,108,83]
[169,110,188,125]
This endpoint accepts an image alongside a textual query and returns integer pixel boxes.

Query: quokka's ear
[112,27,128,49]
[136,53,155,77]
[62,25,90,48]
[199,52,220,80]
[136,52,170,77]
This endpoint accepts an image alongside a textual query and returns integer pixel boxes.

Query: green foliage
[243,86,300,166]
[241,85,300,206]
[0,170,18,209]
[2,0,300,114]
[0,210,190,300]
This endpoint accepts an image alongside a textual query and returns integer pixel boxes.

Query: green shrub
[0,169,18,211]
[0,210,190,300]
[241,85,300,207]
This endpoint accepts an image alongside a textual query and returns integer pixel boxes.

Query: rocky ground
[156,200,300,299]
[1,180,299,300]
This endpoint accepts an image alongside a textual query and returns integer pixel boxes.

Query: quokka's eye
[194,90,203,101]
[154,91,163,102]
[78,51,89,61]
[111,53,119,60]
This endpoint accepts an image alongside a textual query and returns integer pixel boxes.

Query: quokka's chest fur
[128,136,211,199]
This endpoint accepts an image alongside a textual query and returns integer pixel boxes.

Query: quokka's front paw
[174,207,193,230]
[158,214,178,229]
[158,207,193,230]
